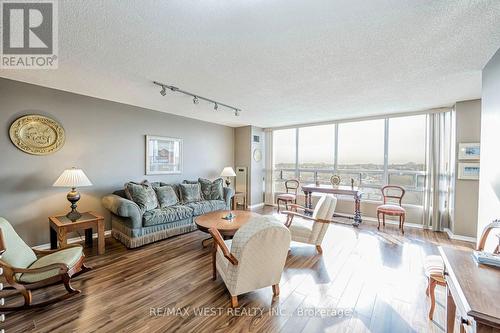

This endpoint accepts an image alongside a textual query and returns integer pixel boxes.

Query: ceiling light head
[193,96,199,104]
[214,103,218,111]
[160,85,166,96]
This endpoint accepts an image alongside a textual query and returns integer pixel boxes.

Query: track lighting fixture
[153,81,242,117]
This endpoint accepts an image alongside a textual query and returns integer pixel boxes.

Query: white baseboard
[248,203,265,209]
[443,228,476,243]
[33,230,112,250]
[354,215,432,230]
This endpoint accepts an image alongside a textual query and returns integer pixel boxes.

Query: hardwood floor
[2,208,473,333]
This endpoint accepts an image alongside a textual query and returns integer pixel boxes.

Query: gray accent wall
[452,100,481,238]
[478,48,500,249]
[0,78,234,246]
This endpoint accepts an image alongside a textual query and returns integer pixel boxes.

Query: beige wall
[234,126,265,206]
[0,78,234,246]
[478,48,500,250]
[452,100,481,238]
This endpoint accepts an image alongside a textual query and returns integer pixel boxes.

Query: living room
[1,1,500,333]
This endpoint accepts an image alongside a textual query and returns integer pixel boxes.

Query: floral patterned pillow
[124,181,159,212]
[198,178,224,200]
[179,183,202,203]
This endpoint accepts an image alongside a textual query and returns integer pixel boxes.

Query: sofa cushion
[186,200,226,216]
[124,181,159,213]
[179,183,202,203]
[154,185,179,208]
[142,205,194,227]
[198,178,224,200]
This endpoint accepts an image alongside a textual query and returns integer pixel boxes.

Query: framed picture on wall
[146,135,183,175]
[458,162,480,180]
[458,143,480,160]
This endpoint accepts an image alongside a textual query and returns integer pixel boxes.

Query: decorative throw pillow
[183,180,198,184]
[179,183,202,203]
[198,178,224,200]
[154,185,179,208]
[124,181,159,212]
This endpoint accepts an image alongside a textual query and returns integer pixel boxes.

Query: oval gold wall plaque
[9,115,65,155]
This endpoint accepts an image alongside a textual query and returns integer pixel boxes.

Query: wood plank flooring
[2,208,473,333]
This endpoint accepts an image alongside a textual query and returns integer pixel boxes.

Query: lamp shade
[53,168,92,188]
[220,167,236,177]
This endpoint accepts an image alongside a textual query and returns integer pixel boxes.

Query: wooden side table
[232,191,247,210]
[49,211,105,255]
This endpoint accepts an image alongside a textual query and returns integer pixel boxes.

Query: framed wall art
[146,135,182,175]
[458,143,480,160]
[458,162,480,180]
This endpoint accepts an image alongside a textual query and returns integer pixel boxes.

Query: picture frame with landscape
[458,162,480,180]
[458,143,480,160]
[146,135,182,175]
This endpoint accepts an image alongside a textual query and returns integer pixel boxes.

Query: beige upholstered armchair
[0,217,90,311]
[282,194,337,254]
[209,216,291,307]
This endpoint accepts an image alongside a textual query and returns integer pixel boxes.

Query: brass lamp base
[225,178,231,187]
[66,188,82,221]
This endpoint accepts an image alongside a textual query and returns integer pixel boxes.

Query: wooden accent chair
[209,216,290,308]
[282,194,337,254]
[376,185,406,234]
[424,220,500,321]
[0,217,91,311]
[276,179,299,213]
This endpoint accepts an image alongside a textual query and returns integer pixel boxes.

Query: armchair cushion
[277,193,296,200]
[19,246,83,283]
[199,178,224,200]
[124,181,159,213]
[289,218,314,243]
[0,217,37,269]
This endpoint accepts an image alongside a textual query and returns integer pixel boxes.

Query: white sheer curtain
[422,110,455,230]
[264,129,275,205]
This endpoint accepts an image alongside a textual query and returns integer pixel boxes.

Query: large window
[298,125,335,185]
[273,129,296,193]
[388,115,427,205]
[338,119,385,200]
[272,114,429,205]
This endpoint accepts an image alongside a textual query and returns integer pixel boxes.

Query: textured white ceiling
[2,0,500,128]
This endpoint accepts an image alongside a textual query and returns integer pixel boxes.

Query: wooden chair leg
[316,245,323,254]
[425,277,430,297]
[21,288,32,307]
[401,214,405,235]
[62,274,80,294]
[277,199,281,213]
[231,295,238,308]
[428,278,437,320]
[212,249,217,281]
[377,211,381,230]
[272,284,280,297]
[382,213,386,227]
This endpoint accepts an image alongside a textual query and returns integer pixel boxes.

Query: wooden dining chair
[276,179,300,213]
[376,185,406,234]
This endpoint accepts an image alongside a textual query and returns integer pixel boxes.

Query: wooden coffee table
[195,210,261,247]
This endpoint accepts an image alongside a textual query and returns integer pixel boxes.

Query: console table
[302,184,363,226]
[439,246,500,333]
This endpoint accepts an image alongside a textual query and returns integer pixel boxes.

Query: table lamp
[53,167,92,221]
[220,167,236,187]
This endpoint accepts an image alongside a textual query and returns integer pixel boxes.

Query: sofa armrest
[102,194,142,228]
[223,187,235,209]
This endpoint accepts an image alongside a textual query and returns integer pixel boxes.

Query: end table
[49,211,105,255]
